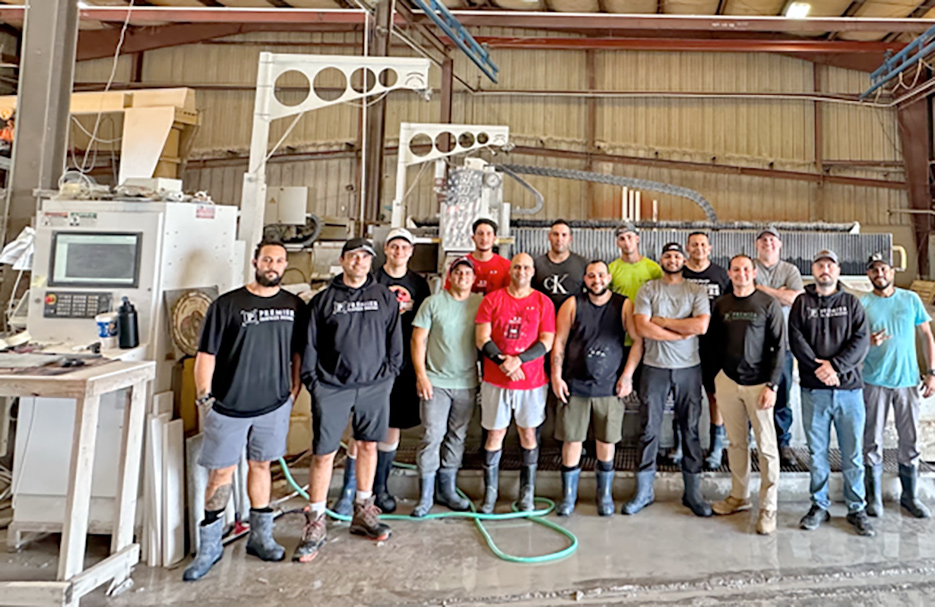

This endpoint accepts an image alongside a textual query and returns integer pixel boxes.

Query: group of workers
[182,218,935,582]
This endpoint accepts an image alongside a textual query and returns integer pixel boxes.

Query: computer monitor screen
[49,232,142,288]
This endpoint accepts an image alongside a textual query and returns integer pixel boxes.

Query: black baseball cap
[661,242,684,256]
[866,251,891,270]
[448,256,475,275]
[341,237,376,257]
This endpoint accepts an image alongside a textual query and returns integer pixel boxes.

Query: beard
[872,278,892,291]
[661,265,683,276]
[587,284,608,297]
[256,270,282,287]
[816,275,835,288]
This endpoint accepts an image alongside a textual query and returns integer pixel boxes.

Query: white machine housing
[14,200,239,534]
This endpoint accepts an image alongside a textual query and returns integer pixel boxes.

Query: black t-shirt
[683,262,731,303]
[710,290,785,386]
[565,292,628,397]
[198,287,305,418]
[533,252,588,311]
[375,267,431,363]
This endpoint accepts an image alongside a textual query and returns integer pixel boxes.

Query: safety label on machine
[196,205,215,219]
[40,211,68,227]
[68,212,97,227]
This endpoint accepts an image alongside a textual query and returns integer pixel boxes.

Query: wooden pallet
[910,280,935,305]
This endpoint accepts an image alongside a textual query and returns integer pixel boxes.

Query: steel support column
[897,98,933,277]
[362,0,391,226]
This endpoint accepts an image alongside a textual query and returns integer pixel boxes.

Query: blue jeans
[800,388,866,512]
[774,351,795,447]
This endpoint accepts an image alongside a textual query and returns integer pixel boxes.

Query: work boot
[799,504,830,530]
[899,464,931,519]
[705,424,727,470]
[846,509,876,537]
[866,464,883,517]
[374,449,397,514]
[436,468,470,511]
[331,456,357,517]
[480,449,501,514]
[595,467,615,517]
[780,446,797,469]
[681,471,713,517]
[350,496,391,541]
[245,509,285,562]
[292,508,327,563]
[411,474,435,518]
[621,470,655,515]
[756,509,777,536]
[517,447,539,512]
[182,517,224,581]
[712,495,752,516]
[556,467,580,517]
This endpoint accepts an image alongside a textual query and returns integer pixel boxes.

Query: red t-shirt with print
[475,288,556,390]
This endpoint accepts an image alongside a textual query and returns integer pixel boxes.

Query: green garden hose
[278,457,578,564]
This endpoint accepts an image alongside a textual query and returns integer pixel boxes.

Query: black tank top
[565,292,628,397]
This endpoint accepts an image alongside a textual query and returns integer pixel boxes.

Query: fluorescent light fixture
[785,2,811,18]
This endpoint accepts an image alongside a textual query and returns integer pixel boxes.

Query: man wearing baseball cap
[861,252,935,519]
[294,237,403,562]
[754,226,805,468]
[608,221,662,304]
[445,217,511,294]
[410,257,483,517]
[789,249,872,536]
[622,242,712,518]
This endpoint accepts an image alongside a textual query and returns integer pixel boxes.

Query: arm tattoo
[205,483,233,511]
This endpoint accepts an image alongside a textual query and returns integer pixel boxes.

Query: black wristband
[482,340,505,364]
[518,341,547,363]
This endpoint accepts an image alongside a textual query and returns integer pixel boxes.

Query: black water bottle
[117,296,139,349]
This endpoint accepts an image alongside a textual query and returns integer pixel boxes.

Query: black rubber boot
[480,449,501,514]
[245,509,285,562]
[595,467,615,517]
[681,471,713,517]
[705,424,726,470]
[556,467,580,517]
[899,464,931,519]
[411,474,435,518]
[374,449,397,514]
[436,468,470,511]
[331,456,356,517]
[621,470,655,515]
[517,447,539,512]
[866,464,883,517]
[182,517,224,581]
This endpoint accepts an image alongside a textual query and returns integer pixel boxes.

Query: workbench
[0,360,155,607]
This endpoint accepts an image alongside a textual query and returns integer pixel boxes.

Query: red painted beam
[469,36,906,53]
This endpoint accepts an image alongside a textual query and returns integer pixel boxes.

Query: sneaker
[846,510,876,537]
[712,496,752,516]
[756,510,777,535]
[780,446,797,469]
[350,497,392,541]
[292,509,327,563]
[799,504,830,530]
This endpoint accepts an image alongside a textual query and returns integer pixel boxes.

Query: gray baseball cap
[756,226,781,240]
[813,249,839,265]
[615,221,638,237]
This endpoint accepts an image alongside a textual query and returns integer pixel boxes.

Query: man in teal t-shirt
[410,256,483,517]
[861,253,935,519]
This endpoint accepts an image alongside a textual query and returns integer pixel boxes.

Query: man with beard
[790,250,872,536]
[622,243,712,518]
[476,253,555,513]
[551,260,642,516]
[294,238,402,563]
[533,219,587,311]
[861,252,935,519]
[445,218,510,294]
[184,241,304,581]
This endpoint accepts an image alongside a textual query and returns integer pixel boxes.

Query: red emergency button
[45,294,57,305]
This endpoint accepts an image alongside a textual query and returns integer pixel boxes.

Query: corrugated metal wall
[74,31,909,227]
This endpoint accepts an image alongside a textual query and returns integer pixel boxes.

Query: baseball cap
[756,226,781,240]
[385,227,414,245]
[614,221,638,237]
[866,251,891,270]
[813,249,839,264]
[448,256,474,275]
[341,237,376,257]
[661,242,684,256]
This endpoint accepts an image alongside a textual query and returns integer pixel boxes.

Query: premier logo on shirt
[807,306,848,319]
[240,308,295,327]
[333,300,380,315]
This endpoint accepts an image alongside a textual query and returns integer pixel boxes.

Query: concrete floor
[4,495,935,607]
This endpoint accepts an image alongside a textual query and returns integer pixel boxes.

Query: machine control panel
[42,291,113,318]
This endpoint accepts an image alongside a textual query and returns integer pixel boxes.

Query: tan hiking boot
[712,495,752,515]
[757,509,777,535]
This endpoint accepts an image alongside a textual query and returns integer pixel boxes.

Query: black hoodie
[788,283,869,391]
[302,274,403,390]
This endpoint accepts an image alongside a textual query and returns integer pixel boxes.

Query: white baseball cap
[386,227,415,245]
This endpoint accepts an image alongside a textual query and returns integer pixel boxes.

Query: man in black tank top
[551,260,644,516]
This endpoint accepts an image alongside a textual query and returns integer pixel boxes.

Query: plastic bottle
[117,296,139,349]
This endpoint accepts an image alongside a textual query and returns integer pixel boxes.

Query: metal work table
[0,360,155,607]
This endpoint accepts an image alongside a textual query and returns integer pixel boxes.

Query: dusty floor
[4,496,935,606]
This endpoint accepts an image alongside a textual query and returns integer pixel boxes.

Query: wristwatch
[196,392,215,407]
[765,382,778,392]
[926,370,935,378]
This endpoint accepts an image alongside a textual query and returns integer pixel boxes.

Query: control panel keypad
[43,292,113,318]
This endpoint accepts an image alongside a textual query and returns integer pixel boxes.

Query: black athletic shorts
[312,379,392,455]
[389,364,421,430]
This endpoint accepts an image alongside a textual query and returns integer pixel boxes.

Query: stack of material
[143,391,185,567]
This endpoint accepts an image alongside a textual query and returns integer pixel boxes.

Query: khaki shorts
[554,395,625,444]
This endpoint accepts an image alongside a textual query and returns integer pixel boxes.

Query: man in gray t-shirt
[622,243,712,519]
[754,227,805,466]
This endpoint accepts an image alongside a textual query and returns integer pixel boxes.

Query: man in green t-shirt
[608,221,663,303]
[410,257,484,517]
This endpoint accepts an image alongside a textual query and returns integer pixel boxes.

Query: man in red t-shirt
[445,218,511,294]
[475,252,556,513]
